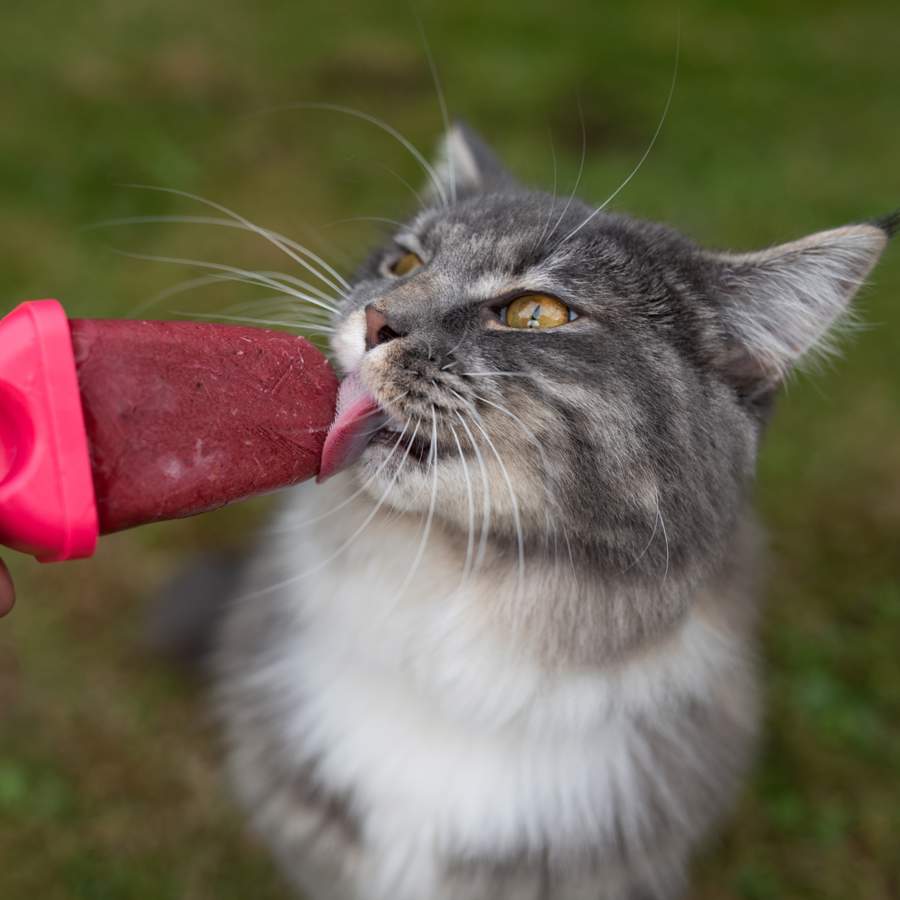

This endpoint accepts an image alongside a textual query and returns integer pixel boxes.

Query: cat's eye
[390,251,423,277]
[501,294,573,329]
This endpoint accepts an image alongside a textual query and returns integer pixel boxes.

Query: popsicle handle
[0,300,98,561]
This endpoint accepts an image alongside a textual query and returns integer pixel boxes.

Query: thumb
[0,559,15,617]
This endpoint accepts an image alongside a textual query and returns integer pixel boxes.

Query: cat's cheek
[330,308,367,374]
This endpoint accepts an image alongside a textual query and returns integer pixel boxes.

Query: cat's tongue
[318,372,387,482]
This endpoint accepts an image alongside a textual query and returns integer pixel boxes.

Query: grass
[1,0,899,897]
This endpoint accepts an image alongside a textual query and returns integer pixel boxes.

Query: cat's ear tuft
[874,208,900,238]
[712,223,888,392]
[427,121,516,203]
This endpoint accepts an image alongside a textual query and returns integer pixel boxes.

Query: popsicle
[0,300,338,562]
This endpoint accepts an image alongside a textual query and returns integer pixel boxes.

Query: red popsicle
[0,300,338,562]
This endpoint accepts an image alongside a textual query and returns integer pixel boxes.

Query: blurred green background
[1,1,898,898]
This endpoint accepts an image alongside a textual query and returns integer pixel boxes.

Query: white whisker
[531,127,558,254]
[559,23,680,245]
[223,297,332,321]
[448,420,475,594]
[174,310,336,333]
[459,371,535,378]
[464,405,525,595]
[255,270,342,310]
[453,409,492,575]
[658,505,671,583]
[323,215,407,231]
[118,185,352,296]
[363,159,427,208]
[132,273,245,314]
[622,488,661,573]
[85,214,343,304]
[117,251,340,316]
[130,270,338,318]
[128,266,340,319]
[545,98,587,242]
[274,103,449,207]
[467,388,565,528]
[236,421,422,602]
[270,421,411,533]
[414,9,456,203]
[395,408,441,599]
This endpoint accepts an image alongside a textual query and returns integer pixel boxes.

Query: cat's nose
[365,304,405,350]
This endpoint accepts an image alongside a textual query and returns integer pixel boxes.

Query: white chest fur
[249,477,743,896]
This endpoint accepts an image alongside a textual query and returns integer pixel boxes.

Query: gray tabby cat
[213,124,894,900]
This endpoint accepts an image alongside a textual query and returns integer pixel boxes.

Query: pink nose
[365,304,403,350]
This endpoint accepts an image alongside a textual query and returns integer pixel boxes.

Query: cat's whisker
[394,407,441,600]
[458,385,559,557]
[658,505,671,583]
[558,23,680,245]
[451,389,544,568]
[459,371,534,378]
[562,524,576,570]
[622,488,661,574]
[443,320,475,365]
[132,273,245,314]
[545,97,587,242]
[464,406,526,597]
[222,297,332,322]
[269,420,411,534]
[235,268,338,306]
[118,251,341,316]
[118,185,352,297]
[448,420,476,594]
[131,270,338,319]
[238,420,422,602]
[254,270,343,311]
[85,214,345,304]
[370,160,428,208]
[236,268,341,308]
[224,269,340,315]
[174,310,337,334]
[243,296,332,314]
[276,103,449,208]
[213,293,335,324]
[466,389,565,521]
[322,215,408,234]
[413,9,456,204]
[452,409,492,576]
[530,127,558,255]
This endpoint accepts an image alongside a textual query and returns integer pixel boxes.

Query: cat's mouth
[318,372,432,481]
[368,423,434,466]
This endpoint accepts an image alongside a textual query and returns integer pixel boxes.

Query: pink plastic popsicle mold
[0,300,98,561]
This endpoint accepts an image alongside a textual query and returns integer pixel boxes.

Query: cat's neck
[276,472,759,680]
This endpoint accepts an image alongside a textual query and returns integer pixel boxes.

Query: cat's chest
[269,595,637,862]
[261,488,712,858]
[260,482,727,858]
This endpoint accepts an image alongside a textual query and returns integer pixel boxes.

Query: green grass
[1,1,899,897]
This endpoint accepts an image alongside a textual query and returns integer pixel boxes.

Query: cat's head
[325,123,892,598]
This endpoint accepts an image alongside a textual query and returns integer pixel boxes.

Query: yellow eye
[390,251,423,276]
[503,294,572,329]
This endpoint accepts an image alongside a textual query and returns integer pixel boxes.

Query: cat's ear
[710,221,892,394]
[427,121,516,202]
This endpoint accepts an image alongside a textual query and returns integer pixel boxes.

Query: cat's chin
[354,433,439,513]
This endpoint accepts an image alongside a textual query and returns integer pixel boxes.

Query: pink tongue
[318,372,387,482]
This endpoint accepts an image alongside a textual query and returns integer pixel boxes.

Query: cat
[210,123,895,900]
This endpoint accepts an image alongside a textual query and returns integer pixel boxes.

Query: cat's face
[327,124,890,588]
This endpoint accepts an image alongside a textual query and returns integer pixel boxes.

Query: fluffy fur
[213,123,892,899]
